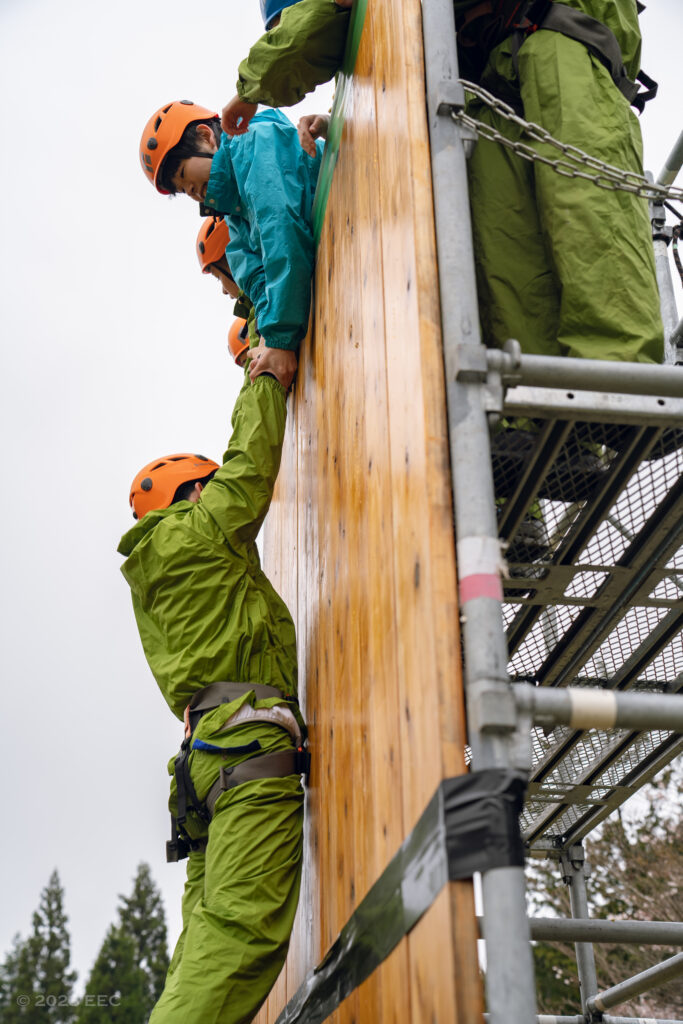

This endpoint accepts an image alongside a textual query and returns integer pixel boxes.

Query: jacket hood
[117,502,192,557]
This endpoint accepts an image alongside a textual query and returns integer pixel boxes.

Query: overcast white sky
[0,0,681,990]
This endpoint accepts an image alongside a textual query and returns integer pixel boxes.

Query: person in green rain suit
[457,0,664,363]
[222,0,354,137]
[118,355,306,1024]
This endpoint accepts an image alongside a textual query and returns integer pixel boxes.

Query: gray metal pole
[515,684,683,733]
[656,130,683,186]
[604,1018,683,1024]
[486,350,683,397]
[587,951,683,1013]
[420,2,537,1022]
[560,846,598,1014]
[527,917,683,946]
[484,1017,585,1024]
[654,237,680,364]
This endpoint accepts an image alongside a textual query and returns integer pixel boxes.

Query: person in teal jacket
[118,358,306,1024]
[457,0,663,364]
[222,0,354,137]
[139,101,323,383]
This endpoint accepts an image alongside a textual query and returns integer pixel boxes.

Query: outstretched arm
[198,375,287,550]
[229,0,350,119]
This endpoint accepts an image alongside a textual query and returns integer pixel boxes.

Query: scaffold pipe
[421,0,537,1021]
[657,130,683,187]
[527,918,683,945]
[514,684,683,733]
[486,349,683,397]
[603,1018,683,1024]
[587,952,683,1013]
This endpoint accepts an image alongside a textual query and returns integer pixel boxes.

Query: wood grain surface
[256,0,483,1020]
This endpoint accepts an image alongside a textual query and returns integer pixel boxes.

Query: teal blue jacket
[203,109,324,352]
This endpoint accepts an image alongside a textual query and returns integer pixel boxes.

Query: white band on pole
[569,690,618,730]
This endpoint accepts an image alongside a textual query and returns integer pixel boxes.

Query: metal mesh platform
[493,414,683,850]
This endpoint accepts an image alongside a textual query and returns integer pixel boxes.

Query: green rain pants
[150,721,304,1024]
[467,29,664,364]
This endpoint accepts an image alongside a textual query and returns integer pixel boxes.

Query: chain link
[454,79,683,204]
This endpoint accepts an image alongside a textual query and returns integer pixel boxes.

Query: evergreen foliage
[75,863,169,1024]
[0,871,77,1023]
[76,926,144,1024]
[117,863,169,1014]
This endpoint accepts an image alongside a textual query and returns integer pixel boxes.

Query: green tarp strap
[311,0,368,244]
[275,769,526,1024]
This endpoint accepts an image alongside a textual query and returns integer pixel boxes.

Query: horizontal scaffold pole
[486,349,683,398]
[514,684,683,733]
[603,1018,683,1024]
[483,1016,683,1024]
[587,952,683,1014]
[484,1016,584,1023]
[526,918,683,946]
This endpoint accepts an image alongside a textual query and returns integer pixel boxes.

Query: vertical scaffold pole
[560,845,599,1013]
[420,2,537,1022]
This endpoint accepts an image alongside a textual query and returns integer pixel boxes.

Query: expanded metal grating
[493,413,683,850]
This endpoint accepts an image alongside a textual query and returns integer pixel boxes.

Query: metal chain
[455,79,683,203]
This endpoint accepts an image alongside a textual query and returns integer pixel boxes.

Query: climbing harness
[457,1,657,112]
[166,681,310,862]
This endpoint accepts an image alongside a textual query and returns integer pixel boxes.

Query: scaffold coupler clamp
[435,79,478,152]
[480,338,523,423]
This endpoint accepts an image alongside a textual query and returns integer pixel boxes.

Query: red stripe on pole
[459,573,503,604]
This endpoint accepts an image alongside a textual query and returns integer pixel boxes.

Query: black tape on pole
[275,769,526,1024]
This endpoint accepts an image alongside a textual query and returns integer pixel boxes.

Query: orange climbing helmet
[197,217,230,272]
[129,453,220,520]
[228,318,250,364]
[139,100,219,194]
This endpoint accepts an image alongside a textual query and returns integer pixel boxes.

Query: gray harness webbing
[204,749,304,817]
[166,681,309,863]
[186,680,290,734]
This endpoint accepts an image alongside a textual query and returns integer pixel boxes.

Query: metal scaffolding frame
[421,1,683,1021]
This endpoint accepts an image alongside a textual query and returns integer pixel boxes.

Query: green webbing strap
[275,770,526,1024]
[311,0,368,244]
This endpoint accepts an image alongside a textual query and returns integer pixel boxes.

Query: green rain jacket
[237,0,350,108]
[118,375,298,725]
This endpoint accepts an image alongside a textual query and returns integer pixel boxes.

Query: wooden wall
[258,0,483,1020]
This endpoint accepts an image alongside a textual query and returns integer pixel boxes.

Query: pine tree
[76,926,145,1024]
[0,933,38,1022]
[75,863,169,1024]
[117,863,169,1016]
[0,871,77,1023]
[31,870,78,1023]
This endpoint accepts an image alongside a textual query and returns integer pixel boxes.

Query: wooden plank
[255,0,483,1020]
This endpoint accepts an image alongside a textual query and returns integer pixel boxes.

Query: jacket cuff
[252,372,286,398]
